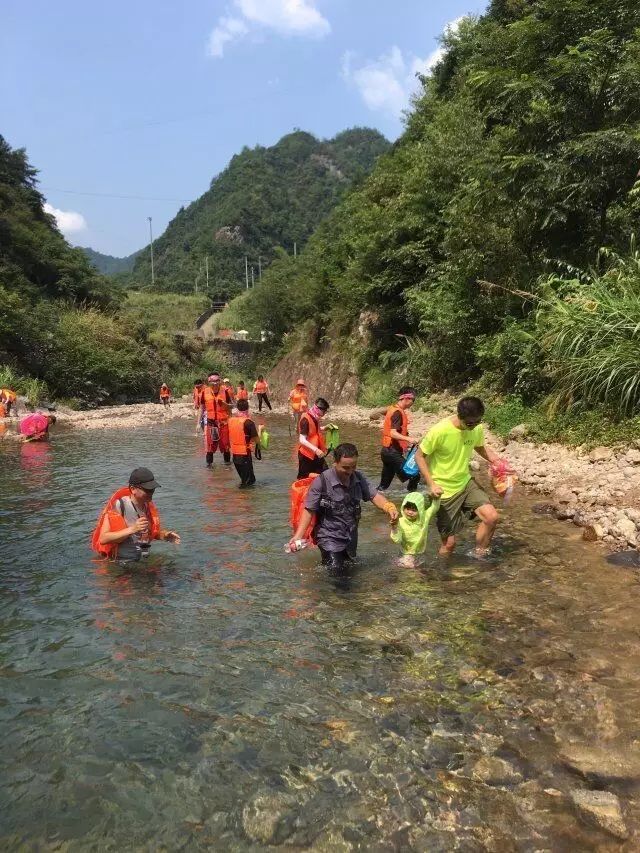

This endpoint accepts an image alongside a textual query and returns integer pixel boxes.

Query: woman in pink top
[19,413,56,442]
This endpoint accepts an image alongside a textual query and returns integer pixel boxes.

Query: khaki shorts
[436,479,491,538]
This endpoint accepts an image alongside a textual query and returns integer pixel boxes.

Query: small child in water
[390,492,440,568]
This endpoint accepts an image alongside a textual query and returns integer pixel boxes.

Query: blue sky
[1,0,487,257]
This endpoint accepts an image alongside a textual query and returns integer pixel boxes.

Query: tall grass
[538,242,640,416]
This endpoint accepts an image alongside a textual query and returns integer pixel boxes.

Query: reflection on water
[1,418,640,849]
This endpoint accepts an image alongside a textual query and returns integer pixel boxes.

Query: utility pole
[205,256,209,291]
[245,255,249,290]
[147,216,155,285]
[258,256,262,282]
[251,265,255,288]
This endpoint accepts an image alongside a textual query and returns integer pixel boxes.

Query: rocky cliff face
[267,345,359,406]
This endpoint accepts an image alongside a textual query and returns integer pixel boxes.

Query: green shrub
[537,245,640,417]
[43,306,160,403]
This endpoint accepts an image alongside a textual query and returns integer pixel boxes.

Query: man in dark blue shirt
[288,443,399,571]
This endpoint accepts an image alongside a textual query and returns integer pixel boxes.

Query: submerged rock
[242,791,298,844]
[560,745,640,782]
[471,756,523,786]
[570,790,628,839]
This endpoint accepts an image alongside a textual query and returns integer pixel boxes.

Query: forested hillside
[128,128,389,295]
[0,136,212,406]
[228,0,640,428]
[80,246,139,276]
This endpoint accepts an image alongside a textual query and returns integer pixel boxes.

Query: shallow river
[1,416,640,850]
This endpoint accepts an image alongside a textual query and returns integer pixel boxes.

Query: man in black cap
[94,467,181,562]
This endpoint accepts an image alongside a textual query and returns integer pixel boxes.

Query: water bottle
[284,539,308,554]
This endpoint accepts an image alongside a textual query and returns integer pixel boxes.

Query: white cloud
[44,202,87,235]
[342,17,465,117]
[208,16,249,58]
[207,0,329,58]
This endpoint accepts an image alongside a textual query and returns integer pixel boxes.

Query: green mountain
[80,246,140,276]
[128,127,389,295]
[231,0,640,419]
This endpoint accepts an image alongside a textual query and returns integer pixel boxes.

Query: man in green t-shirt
[415,396,504,558]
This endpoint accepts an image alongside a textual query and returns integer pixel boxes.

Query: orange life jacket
[193,385,204,407]
[298,412,326,459]
[1,388,16,402]
[289,389,308,413]
[382,404,409,451]
[236,388,249,401]
[202,387,231,421]
[228,415,255,456]
[224,384,236,401]
[254,380,268,393]
[160,387,171,399]
[91,487,161,558]
[0,403,6,419]
[290,473,319,543]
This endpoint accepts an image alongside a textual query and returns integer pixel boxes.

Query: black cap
[129,467,161,490]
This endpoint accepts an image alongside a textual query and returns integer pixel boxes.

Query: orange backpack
[289,473,320,544]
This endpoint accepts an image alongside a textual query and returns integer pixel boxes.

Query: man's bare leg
[439,534,456,556]
[474,503,499,555]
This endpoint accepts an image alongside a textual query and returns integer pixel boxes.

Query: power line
[41,186,193,203]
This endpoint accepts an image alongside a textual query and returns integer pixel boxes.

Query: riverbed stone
[471,756,523,786]
[242,791,298,844]
[560,745,640,782]
[588,446,614,463]
[508,423,528,440]
[613,516,637,544]
[570,790,628,839]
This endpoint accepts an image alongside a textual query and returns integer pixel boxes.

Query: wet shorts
[436,478,491,538]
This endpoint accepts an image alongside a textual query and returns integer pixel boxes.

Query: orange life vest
[236,388,249,401]
[290,473,319,542]
[202,387,231,421]
[160,387,170,399]
[298,412,326,459]
[382,404,409,451]
[0,403,6,419]
[91,487,161,558]
[254,380,268,393]
[1,388,16,402]
[193,385,204,407]
[228,415,255,456]
[289,389,308,413]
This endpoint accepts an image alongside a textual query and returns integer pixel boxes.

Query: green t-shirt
[419,417,484,499]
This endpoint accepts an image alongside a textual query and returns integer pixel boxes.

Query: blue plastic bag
[402,444,419,477]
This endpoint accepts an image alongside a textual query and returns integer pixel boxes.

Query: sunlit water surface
[1,417,640,850]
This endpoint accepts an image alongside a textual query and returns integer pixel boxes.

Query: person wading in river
[378,386,420,493]
[252,375,272,412]
[415,396,505,558]
[228,398,261,488]
[201,373,233,467]
[288,442,399,571]
[93,467,180,562]
[297,397,330,479]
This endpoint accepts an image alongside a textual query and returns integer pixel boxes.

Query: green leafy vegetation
[231,0,640,442]
[0,137,224,406]
[127,128,389,297]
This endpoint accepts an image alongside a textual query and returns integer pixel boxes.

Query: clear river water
[1,416,640,850]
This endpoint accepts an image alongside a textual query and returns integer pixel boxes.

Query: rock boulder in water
[570,790,628,839]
